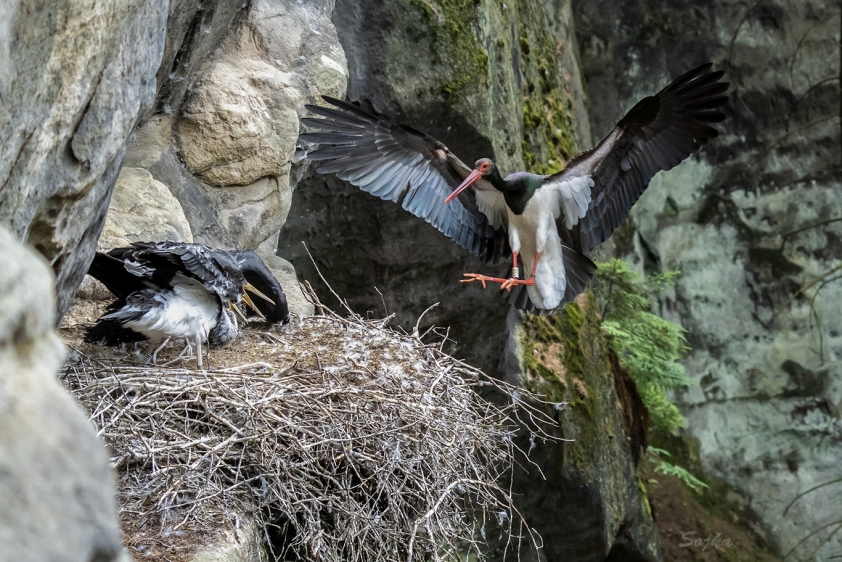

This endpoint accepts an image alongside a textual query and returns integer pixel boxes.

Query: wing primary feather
[299,118,363,134]
[303,104,369,126]
[676,70,725,93]
[298,132,361,143]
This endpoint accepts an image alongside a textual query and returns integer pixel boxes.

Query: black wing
[559,63,728,255]
[84,300,149,345]
[87,252,150,300]
[300,97,509,262]
[107,242,244,300]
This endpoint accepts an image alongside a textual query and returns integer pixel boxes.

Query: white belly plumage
[506,188,569,310]
[102,276,221,343]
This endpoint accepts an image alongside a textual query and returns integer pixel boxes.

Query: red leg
[501,251,540,291]
[462,251,542,291]
[460,273,512,288]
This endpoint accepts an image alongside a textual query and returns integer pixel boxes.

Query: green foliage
[594,258,691,433]
[648,448,709,493]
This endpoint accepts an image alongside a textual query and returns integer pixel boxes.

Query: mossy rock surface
[511,292,660,561]
[642,435,784,562]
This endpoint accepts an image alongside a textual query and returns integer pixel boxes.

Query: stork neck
[500,172,543,215]
[485,167,508,192]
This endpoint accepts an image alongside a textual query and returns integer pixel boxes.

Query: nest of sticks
[60,290,558,562]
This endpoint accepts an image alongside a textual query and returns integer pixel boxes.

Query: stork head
[445,158,496,203]
[232,250,291,325]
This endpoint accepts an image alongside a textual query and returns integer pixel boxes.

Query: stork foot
[153,337,171,364]
[460,273,511,289]
[500,277,535,291]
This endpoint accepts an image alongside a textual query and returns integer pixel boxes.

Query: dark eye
[480,162,489,171]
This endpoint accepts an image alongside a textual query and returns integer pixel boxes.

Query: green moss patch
[408,0,489,101]
[516,0,578,174]
[518,293,619,466]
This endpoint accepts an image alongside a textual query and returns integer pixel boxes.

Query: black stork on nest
[299,63,728,312]
[85,241,290,369]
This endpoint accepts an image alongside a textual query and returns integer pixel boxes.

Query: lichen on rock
[516,0,580,174]
[573,0,842,555]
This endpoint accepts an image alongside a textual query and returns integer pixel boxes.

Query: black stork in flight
[85,241,290,368]
[299,63,728,312]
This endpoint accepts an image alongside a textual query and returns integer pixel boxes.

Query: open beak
[444,168,483,203]
[227,301,249,323]
[241,292,267,321]
[245,282,275,305]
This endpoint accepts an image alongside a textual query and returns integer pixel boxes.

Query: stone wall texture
[0,226,126,562]
[0,0,168,319]
[572,0,841,558]
[125,0,347,252]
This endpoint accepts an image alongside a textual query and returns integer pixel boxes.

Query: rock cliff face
[510,296,660,562]
[280,0,590,374]
[124,0,347,252]
[0,0,345,319]
[0,0,168,318]
[572,0,841,557]
[8,0,829,559]
[0,226,126,562]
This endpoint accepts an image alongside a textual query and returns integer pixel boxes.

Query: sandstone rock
[99,167,193,251]
[503,296,660,562]
[0,226,125,562]
[124,116,295,250]
[178,61,300,187]
[573,0,841,557]
[120,0,347,251]
[174,0,347,190]
[0,0,168,318]
[154,0,246,117]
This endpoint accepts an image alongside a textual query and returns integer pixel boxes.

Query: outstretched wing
[557,63,728,254]
[107,242,244,300]
[300,97,509,262]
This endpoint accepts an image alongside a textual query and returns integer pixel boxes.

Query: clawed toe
[459,272,535,292]
[500,277,535,291]
[460,273,509,289]
[460,273,487,288]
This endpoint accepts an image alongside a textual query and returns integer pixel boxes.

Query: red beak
[445,168,483,203]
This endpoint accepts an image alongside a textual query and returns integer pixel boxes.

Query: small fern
[648,448,708,493]
[594,259,691,433]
